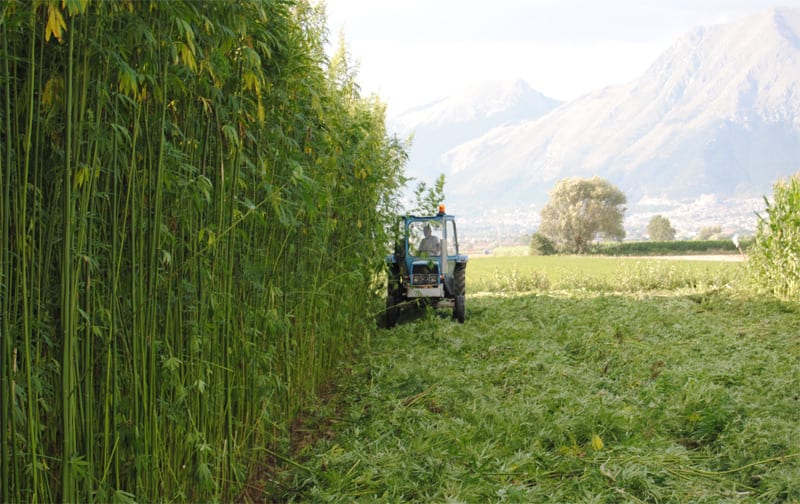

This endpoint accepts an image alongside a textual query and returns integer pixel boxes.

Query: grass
[269,256,800,502]
[468,255,744,293]
[483,245,530,257]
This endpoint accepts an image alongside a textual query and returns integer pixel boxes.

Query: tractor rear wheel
[454,294,465,323]
[452,264,466,323]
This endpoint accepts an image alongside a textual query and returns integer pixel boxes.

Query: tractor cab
[385,205,468,326]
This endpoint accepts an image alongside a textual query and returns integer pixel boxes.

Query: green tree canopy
[538,177,626,253]
[410,173,446,215]
[695,225,725,240]
[529,232,556,256]
[647,215,677,241]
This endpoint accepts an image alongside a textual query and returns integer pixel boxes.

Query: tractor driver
[417,224,441,256]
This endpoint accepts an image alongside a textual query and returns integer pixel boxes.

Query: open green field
[269,256,799,502]
[468,254,745,293]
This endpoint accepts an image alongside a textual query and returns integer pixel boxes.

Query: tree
[410,173,446,215]
[647,215,676,241]
[529,233,556,256]
[538,177,626,253]
[695,225,724,240]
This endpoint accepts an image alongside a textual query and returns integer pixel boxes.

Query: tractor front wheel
[386,270,401,327]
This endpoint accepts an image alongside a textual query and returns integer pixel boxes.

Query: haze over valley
[389,8,800,245]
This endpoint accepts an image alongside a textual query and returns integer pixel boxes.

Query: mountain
[390,79,562,183]
[394,8,800,239]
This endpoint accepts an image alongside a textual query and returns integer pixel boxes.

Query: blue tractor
[385,205,468,327]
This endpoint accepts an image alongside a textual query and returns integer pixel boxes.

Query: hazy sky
[323,1,800,114]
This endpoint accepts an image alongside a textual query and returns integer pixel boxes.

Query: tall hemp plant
[748,173,800,298]
[0,0,406,501]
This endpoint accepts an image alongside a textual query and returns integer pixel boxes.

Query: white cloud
[348,38,669,113]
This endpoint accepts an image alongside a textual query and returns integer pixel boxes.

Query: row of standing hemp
[748,174,800,298]
[0,1,406,502]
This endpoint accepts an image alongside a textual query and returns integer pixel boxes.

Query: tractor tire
[386,294,400,327]
[454,294,465,323]
[386,270,401,327]
[452,264,466,323]
[454,264,466,296]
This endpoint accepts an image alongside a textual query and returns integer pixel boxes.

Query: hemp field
[269,256,800,503]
